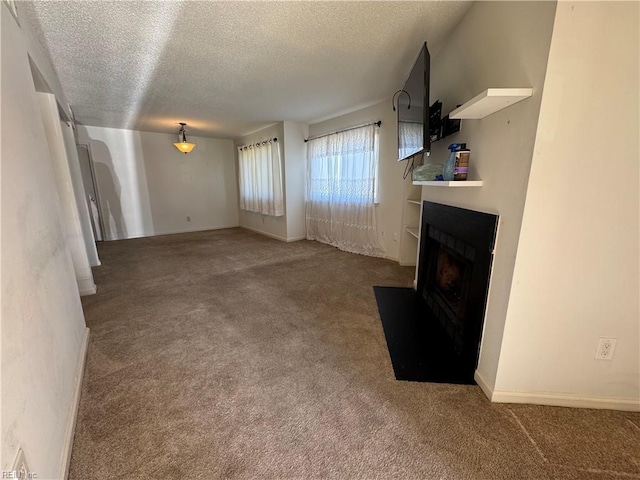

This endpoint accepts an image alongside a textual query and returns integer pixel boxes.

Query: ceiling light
[174,122,196,154]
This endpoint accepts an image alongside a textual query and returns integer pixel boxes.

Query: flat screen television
[397,42,430,161]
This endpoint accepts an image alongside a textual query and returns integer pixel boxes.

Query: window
[307,125,380,205]
[238,138,284,216]
[306,123,384,257]
[398,121,423,160]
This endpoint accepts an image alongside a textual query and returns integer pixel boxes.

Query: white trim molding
[59,327,90,479]
[285,235,306,243]
[398,261,416,267]
[474,370,640,412]
[474,370,494,401]
[77,278,97,296]
[240,225,305,243]
[104,225,241,241]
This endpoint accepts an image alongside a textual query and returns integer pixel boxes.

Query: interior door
[76,144,103,241]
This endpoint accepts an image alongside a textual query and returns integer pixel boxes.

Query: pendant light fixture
[174,122,196,154]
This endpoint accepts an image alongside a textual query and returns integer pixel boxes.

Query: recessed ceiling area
[19,1,472,139]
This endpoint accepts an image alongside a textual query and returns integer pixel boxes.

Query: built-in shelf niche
[405,227,419,239]
[398,183,422,267]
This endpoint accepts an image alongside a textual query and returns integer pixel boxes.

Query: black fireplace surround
[374,202,498,384]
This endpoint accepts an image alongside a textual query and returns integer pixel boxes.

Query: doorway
[76,144,104,241]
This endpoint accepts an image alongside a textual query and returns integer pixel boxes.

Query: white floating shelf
[413,180,483,187]
[405,227,419,239]
[406,199,421,205]
[449,88,533,120]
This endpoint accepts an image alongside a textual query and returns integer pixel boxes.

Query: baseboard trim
[105,225,240,241]
[474,370,494,400]
[474,370,639,411]
[152,225,241,238]
[240,225,288,242]
[106,226,328,245]
[285,235,306,243]
[398,261,417,267]
[77,279,96,296]
[59,327,90,479]
[491,390,640,412]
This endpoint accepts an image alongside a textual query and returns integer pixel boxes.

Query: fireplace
[417,202,498,373]
[373,202,498,383]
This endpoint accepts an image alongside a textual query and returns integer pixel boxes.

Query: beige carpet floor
[70,228,640,479]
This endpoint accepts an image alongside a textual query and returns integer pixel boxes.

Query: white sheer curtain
[306,124,385,257]
[398,121,423,159]
[238,139,284,216]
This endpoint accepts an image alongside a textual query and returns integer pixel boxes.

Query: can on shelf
[454,148,470,181]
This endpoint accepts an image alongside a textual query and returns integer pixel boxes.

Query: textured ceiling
[20,1,472,139]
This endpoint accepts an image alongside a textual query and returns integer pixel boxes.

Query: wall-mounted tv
[397,42,430,161]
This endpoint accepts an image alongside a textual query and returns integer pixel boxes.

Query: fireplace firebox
[417,202,498,374]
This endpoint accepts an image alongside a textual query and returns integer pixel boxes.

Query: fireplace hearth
[374,202,498,384]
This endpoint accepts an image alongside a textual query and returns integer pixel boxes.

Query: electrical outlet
[595,338,617,360]
[186,216,191,222]
[392,233,398,242]
[380,230,385,239]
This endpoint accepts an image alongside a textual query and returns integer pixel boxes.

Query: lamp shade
[174,122,196,154]
[174,141,196,153]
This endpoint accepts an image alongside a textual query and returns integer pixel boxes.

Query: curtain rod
[304,121,381,143]
[238,137,278,150]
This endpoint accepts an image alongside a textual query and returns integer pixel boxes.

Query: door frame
[76,142,106,241]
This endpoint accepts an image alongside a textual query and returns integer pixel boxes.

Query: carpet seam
[506,407,548,463]
[627,418,640,434]
[547,464,640,478]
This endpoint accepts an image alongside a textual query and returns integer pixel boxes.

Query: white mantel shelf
[449,88,533,119]
[413,180,483,187]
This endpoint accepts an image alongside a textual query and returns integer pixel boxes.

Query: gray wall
[424,0,557,390]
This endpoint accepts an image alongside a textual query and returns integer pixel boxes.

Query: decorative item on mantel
[412,143,471,182]
[412,163,443,182]
[454,146,470,181]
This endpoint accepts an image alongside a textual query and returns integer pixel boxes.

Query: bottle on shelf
[443,143,464,181]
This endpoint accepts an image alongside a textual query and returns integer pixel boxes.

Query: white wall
[283,121,308,241]
[308,101,407,260]
[27,53,100,268]
[15,5,71,119]
[423,1,557,390]
[494,1,639,410]
[77,126,239,240]
[1,4,88,477]
[37,93,96,295]
[235,123,289,241]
